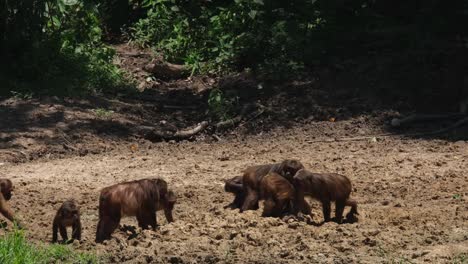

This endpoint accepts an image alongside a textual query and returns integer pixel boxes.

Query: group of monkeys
[0,159,358,244]
[223,159,358,223]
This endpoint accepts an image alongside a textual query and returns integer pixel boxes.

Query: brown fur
[293,169,358,223]
[95,178,176,243]
[241,159,304,212]
[0,179,22,228]
[259,172,295,217]
[52,200,81,243]
[223,176,248,209]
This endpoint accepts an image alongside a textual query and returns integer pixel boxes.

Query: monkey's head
[160,190,176,223]
[279,159,304,181]
[61,201,80,220]
[162,190,177,211]
[224,176,243,193]
[0,179,13,201]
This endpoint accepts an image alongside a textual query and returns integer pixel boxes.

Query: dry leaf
[130,144,138,152]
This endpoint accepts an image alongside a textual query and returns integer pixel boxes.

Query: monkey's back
[294,170,352,201]
[260,172,294,201]
[242,163,278,189]
[99,179,160,216]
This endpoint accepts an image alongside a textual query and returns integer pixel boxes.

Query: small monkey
[0,179,22,228]
[293,169,358,223]
[52,200,82,243]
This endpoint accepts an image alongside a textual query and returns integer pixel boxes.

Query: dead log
[135,121,209,141]
[391,113,465,127]
[215,116,242,129]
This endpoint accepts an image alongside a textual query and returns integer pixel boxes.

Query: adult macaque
[259,172,295,217]
[52,200,81,243]
[95,178,176,243]
[293,169,358,223]
[0,179,22,228]
[241,159,304,212]
[224,176,249,209]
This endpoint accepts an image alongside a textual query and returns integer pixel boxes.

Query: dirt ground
[0,44,467,263]
[0,120,467,263]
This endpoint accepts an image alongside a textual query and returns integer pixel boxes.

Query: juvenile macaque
[241,159,304,212]
[0,179,22,228]
[259,172,295,217]
[293,169,358,223]
[223,176,249,209]
[52,200,81,243]
[95,178,176,243]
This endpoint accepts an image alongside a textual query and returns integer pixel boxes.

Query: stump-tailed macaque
[241,159,304,212]
[0,179,22,228]
[259,172,295,217]
[293,169,358,223]
[52,200,81,243]
[95,178,176,243]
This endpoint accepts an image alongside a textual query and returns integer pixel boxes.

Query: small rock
[288,222,299,229]
[363,237,377,246]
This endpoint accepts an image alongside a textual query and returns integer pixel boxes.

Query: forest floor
[0,44,467,263]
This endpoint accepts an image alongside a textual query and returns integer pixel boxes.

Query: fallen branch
[163,105,199,110]
[135,121,209,141]
[391,113,465,127]
[239,108,265,127]
[215,116,242,129]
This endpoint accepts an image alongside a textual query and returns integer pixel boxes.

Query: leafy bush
[130,0,324,74]
[0,0,126,96]
[0,228,100,264]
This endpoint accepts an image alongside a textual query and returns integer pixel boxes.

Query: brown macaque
[0,179,22,228]
[293,169,358,223]
[241,159,304,212]
[95,178,176,243]
[259,172,295,217]
[223,176,248,209]
[52,200,81,243]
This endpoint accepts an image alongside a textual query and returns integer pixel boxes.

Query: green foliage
[208,88,237,120]
[0,0,126,96]
[130,0,468,77]
[93,107,115,118]
[0,228,100,264]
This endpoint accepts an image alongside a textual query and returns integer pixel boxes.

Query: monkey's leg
[72,219,82,240]
[261,199,275,217]
[345,198,358,222]
[322,200,331,222]
[294,191,311,215]
[96,215,120,243]
[164,208,173,223]
[59,225,68,243]
[136,213,150,230]
[335,200,345,224]
[240,187,258,212]
[52,220,59,243]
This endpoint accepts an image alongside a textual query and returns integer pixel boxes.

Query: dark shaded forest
[1,0,468,113]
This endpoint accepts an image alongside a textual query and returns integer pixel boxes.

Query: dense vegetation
[1,0,467,108]
[0,0,124,96]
